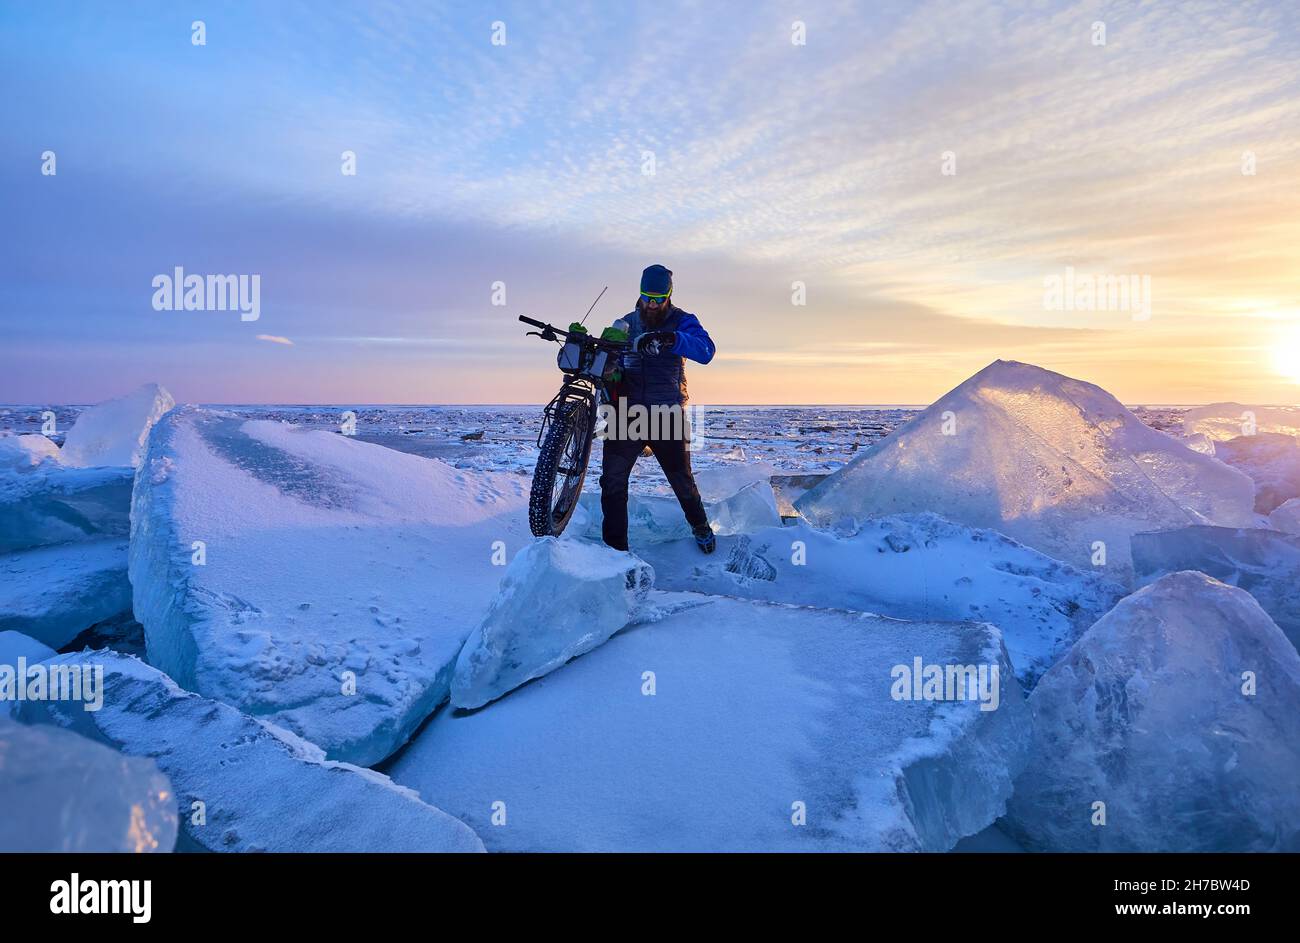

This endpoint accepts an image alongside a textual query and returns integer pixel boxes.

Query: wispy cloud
[3,0,1299,403]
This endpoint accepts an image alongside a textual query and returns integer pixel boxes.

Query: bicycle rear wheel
[529,398,594,537]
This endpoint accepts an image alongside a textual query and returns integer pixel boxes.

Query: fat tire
[529,399,594,537]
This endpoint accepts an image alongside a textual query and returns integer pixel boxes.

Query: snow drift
[129,406,532,765]
[795,360,1256,580]
[1004,571,1300,851]
[17,651,484,852]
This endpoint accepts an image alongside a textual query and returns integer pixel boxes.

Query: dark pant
[599,433,708,552]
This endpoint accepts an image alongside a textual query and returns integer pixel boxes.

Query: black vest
[621,306,690,406]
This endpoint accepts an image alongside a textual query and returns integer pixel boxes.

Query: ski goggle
[640,291,670,305]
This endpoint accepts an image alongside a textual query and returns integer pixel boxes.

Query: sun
[1269,324,1300,384]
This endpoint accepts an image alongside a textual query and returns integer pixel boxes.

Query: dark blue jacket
[620,305,715,406]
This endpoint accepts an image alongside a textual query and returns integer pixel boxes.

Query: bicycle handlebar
[518,315,629,349]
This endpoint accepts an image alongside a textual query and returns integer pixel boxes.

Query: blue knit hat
[640,264,673,296]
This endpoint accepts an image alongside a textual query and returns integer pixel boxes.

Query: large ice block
[129,406,531,765]
[1004,571,1300,851]
[16,651,484,852]
[60,383,174,468]
[795,360,1256,581]
[451,537,653,709]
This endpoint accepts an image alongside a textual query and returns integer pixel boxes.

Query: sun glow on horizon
[1269,322,1300,385]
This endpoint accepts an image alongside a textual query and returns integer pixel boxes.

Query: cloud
[256,335,294,346]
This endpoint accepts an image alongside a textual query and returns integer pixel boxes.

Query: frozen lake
[0,403,1189,498]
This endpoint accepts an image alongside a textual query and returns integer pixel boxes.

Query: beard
[639,299,669,327]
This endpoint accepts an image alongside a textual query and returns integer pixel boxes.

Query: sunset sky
[3,0,1300,406]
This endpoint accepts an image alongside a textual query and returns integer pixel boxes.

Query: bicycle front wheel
[529,399,594,537]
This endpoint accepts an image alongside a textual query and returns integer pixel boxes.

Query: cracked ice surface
[633,513,1124,688]
[391,592,1030,852]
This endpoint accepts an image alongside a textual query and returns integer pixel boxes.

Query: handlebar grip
[518,315,548,329]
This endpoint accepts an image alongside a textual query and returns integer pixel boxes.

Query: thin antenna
[578,286,608,327]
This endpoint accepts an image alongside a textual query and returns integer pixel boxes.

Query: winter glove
[633,331,676,356]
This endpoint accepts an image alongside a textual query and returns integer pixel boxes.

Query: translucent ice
[1132,525,1300,651]
[795,360,1256,581]
[0,463,133,553]
[1213,432,1300,513]
[1004,571,1300,851]
[60,383,175,468]
[0,715,178,852]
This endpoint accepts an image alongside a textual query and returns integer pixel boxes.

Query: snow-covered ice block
[0,433,61,470]
[1004,571,1300,851]
[0,463,133,553]
[0,538,131,648]
[1213,432,1300,513]
[16,651,484,852]
[60,383,174,468]
[0,631,57,717]
[795,360,1256,581]
[130,407,531,765]
[392,593,1030,852]
[0,715,177,852]
[1269,497,1300,534]
[636,514,1124,687]
[1131,525,1300,651]
[452,537,653,709]
[1183,402,1300,442]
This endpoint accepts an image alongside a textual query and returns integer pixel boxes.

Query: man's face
[640,292,669,322]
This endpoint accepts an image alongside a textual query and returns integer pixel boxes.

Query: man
[601,264,717,554]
